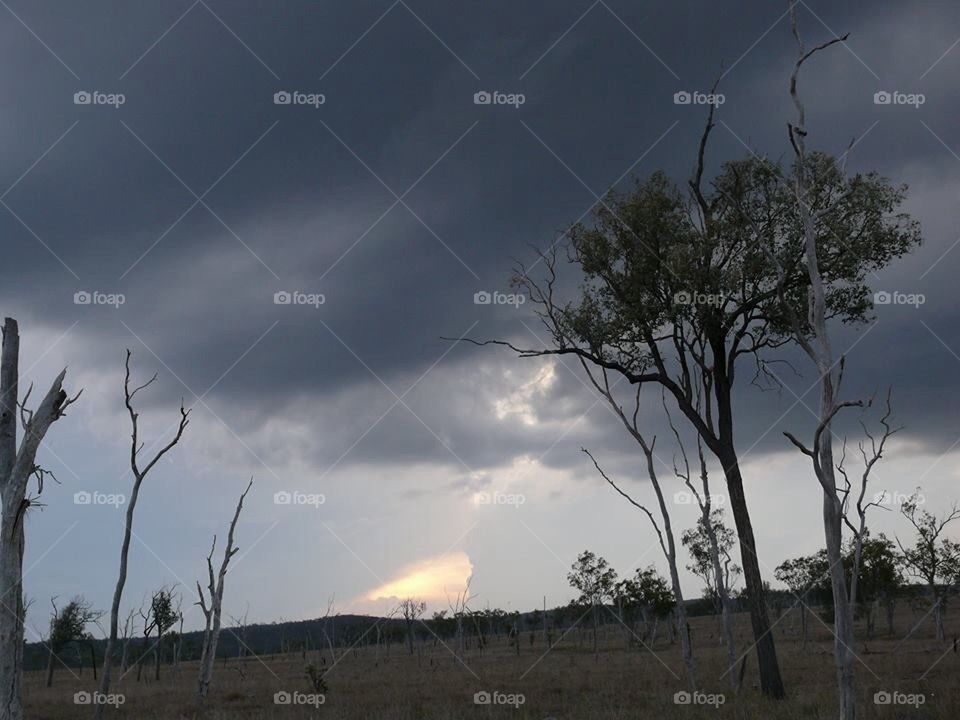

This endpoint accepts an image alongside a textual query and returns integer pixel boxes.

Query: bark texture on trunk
[94,351,188,720]
[0,318,75,720]
[197,480,252,698]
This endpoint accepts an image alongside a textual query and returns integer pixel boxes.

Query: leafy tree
[775,551,829,646]
[567,550,618,655]
[615,566,674,647]
[850,534,901,637]
[897,492,960,641]
[45,596,101,688]
[467,103,917,695]
[682,509,740,610]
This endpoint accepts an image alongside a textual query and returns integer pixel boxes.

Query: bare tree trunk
[197,480,252,698]
[933,593,945,642]
[94,351,188,720]
[0,318,77,720]
[154,634,161,680]
[45,648,55,688]
[783,14,860,718]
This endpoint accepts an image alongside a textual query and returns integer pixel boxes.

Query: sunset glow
[365,551,473,603]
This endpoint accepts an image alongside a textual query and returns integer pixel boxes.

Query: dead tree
[776,8,905,718]
[0,317,79,720]
[119,607,137,673]
[94,351,189,719]
[399,598,425,655]
[446,579,475,660]
[227,604,251,659]
[196,479,253,698]
[897,492,960,641]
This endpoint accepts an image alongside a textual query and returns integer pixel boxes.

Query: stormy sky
[3,0,960,635]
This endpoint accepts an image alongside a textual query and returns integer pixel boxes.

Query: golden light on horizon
[365,551,473,603]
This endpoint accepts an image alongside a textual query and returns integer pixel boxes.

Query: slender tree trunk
[933,593,945,642]
[822,463,856,720]
[703,508,737,690]
[45,647,56,688]
[0,500,25,720]
[717,442,785,698]
[96,479,143,718]
[801,594,809,649]
[0,319,74,720]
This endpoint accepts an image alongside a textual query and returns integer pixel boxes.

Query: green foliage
[567,550,618,607]
[150,589,180,636]
[853,534,902,602]
[614,566,675,618]
[535,152,919,382]
[899,493,960,588]
[681,509,740,598]
[48,596,99,652]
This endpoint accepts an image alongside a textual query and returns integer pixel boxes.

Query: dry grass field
[24,604,957,719]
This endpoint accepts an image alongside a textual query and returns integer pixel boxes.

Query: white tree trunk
[0,318,75,720]
[197,480,251,698]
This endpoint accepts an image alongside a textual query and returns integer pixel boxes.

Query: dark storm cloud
[2,0,960,477]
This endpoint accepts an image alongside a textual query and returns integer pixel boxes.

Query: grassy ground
[25,605,957,719]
